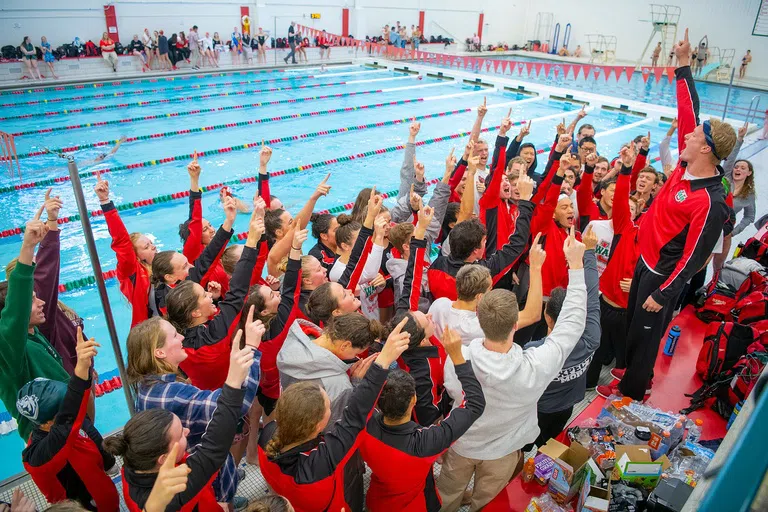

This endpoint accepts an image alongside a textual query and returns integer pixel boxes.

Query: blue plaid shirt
[135,357,261,502]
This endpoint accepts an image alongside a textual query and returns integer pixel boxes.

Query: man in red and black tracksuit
[616,33,736,401]
[359,333,485,512]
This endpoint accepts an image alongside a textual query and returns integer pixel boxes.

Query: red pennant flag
[653,66,664,83]
[561,64,572,79]
[574,65,584,80]
[495,60,503,73]
[485,60,493,72]
[604,67,612,81]
[665,66,675,83]
[542,63,551,77]
[525,62,534,76]
[641,67,651,83]
[532,63,542,77]
[624,66,635,82]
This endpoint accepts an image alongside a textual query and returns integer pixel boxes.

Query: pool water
[434,54,767,123]
[0,64,679,480]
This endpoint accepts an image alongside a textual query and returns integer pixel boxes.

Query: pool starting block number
[311,13,321,19]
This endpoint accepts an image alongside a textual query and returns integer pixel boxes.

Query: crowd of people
[0,28,761,512]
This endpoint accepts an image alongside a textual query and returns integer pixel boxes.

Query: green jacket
[0,262,69,441]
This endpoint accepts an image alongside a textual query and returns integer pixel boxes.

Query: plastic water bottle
[664,325,681,356]
[687,418,703,443]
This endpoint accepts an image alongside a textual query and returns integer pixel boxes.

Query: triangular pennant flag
[641,67,651,83]
[560,64,570,79]
[494,60,501,73]
[485,59,493,72]
[525,62,534,76]
[624,66,635,82]
[665,66,675,83]
[604,67,612,81]
[572,65,582,80]
[533,63,543,77]
[542,63,551,77]
[653,66,664,83]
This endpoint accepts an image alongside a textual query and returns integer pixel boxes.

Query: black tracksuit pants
[618,258,681,400]
[586,296,628,388]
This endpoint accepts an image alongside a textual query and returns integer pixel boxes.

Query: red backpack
[712,350,768,419]
[695,269,768,323]
[737,221,768,266]
[733,290,768,325]
[695,322,762,382]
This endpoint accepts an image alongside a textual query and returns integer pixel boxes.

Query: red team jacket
[637,65,730,306]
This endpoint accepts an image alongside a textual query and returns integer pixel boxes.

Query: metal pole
[274,17,278,67]
[67,157,135,415]
[722,67,735,121]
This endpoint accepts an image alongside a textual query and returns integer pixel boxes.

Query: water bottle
[727,402,743,430]
[687,418,703,443]
[664,325,681,356]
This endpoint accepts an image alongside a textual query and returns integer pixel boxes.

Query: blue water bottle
[664,325,681,356]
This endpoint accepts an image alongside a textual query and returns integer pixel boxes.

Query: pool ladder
[745,95,762,125]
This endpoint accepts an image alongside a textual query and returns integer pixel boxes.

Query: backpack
[733,289,768,324]
[1,45,20,59]
[695,322,761,382]
[737,220,768,266]
[712,351,768,419]
[695,268,768,323]
[114,42,124,55]
[84,40,99,56]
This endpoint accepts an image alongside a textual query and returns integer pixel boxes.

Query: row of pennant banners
[297,24,678,85]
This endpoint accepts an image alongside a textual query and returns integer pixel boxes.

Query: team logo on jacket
[675,190,688,203]
[16,394,39,421]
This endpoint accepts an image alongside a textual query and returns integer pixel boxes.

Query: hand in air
[312,173,332,199]
[499,108,513,136]
[23,205,50,248]
[442,327,465,364]
[74,326,99,381]
[409,121,421,139]
[582,224,598,251]
[187,150,201,179]
[738,121,748,140]
[563,225,586,270]
[585,152,599,168]
[265,274,281,291]
[576,105,588,120]
[259,142,272,167]
[556,133,573,152]
[673,28,690,61]
[477,96,487,118]
[518,119,532,139]
[144,442,190,512]
[207,281,222,301]
[529,233,547,270]
[417,205,434,228]
[225,330,255,389]
[93,171,111,203]
[293,225,308,250]
[413,156,425,182]
[375,317,411,368]
[517,174,535,201]
[620,143,636,167]
[409,184,423,212]
[43,187,63,222]
[244,305,266,349]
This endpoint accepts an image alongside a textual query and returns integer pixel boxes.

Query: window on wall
[754,0,768,36]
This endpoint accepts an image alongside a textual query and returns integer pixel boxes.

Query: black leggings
[522,405,575,452]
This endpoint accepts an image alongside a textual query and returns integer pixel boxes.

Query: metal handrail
[745,95,762,125]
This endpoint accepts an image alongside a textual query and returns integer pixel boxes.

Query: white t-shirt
[428,297,484,346]
[585,219,614,277]
[329,244,384,320]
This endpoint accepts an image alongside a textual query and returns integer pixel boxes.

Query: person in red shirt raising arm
[601,29,737,402]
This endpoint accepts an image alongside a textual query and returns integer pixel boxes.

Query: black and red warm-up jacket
[637,65,730,306]
[309,240,339,272]
[257,362,389,512]
[258,255,303,400]
[122,384,245,512]
[359,361,485,512]
[337,225,376,293]
[23,373,118,512]
[103,202,152,327]
[183,190,231,294]
[600,164,640,309]
[529,164,582,297]
[395,237,448,426]
[427,201,533,300]
[151,221,234,319]
[480,143,520,254]
[179,244,257,390]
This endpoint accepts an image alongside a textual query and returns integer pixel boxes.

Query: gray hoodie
[525,250,601,413]
[277,320,354,428]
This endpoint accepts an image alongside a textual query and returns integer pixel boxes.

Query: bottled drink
[522,457,536,483]
[664,325,681,356]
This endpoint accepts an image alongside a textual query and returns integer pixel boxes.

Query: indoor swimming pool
[0,63,682,479]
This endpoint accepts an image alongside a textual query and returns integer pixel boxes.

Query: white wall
[2,0,766,78]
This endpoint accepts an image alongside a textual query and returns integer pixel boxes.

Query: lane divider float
[0,76,411,122]
[15,96,426,159]
[10,88,387,137]
[1,69,386,107]
[0,103,483,195]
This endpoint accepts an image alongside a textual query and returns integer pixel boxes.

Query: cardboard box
[577,467,610,512]
[611,445,671,490]
[539,439,592,504]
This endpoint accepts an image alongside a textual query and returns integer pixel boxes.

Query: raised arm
[674,30,699,153]
[397,122,420,199]
[659,118,677,169]
[34,192,66,352]
[469,97,487,143]
[258,144,272,206]
[517,233,544,328]
[396,207,433,313]
[183,153,204,262]
[723,125,746,180]
[188,197,236,284]
[95,176,140,281]
[630,134,648,191]
[612,159,634,235]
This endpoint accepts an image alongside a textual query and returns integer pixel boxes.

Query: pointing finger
[34,204,45,221]
[193,150,198,162]
[45,187,52,201]
[506,107,512,118]
[321,172,331,184]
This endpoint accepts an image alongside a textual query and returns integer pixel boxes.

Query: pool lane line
[13,90,531,158]
[15,96,431,159]
[1,100,525,195]
[0,64,361,96]
[1,69,389,107]
[0,118,535,238]
[55,179,445,294]
[593,118,654,139]
[10,81,455,138]
[0,75,414,122]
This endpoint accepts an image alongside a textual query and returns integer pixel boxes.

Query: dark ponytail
[103,409,174,471]
[306,282,338,325]
[166,280,200,332]
[310,213,335,239]
[335,214,361,249]
[326,312,382,349]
